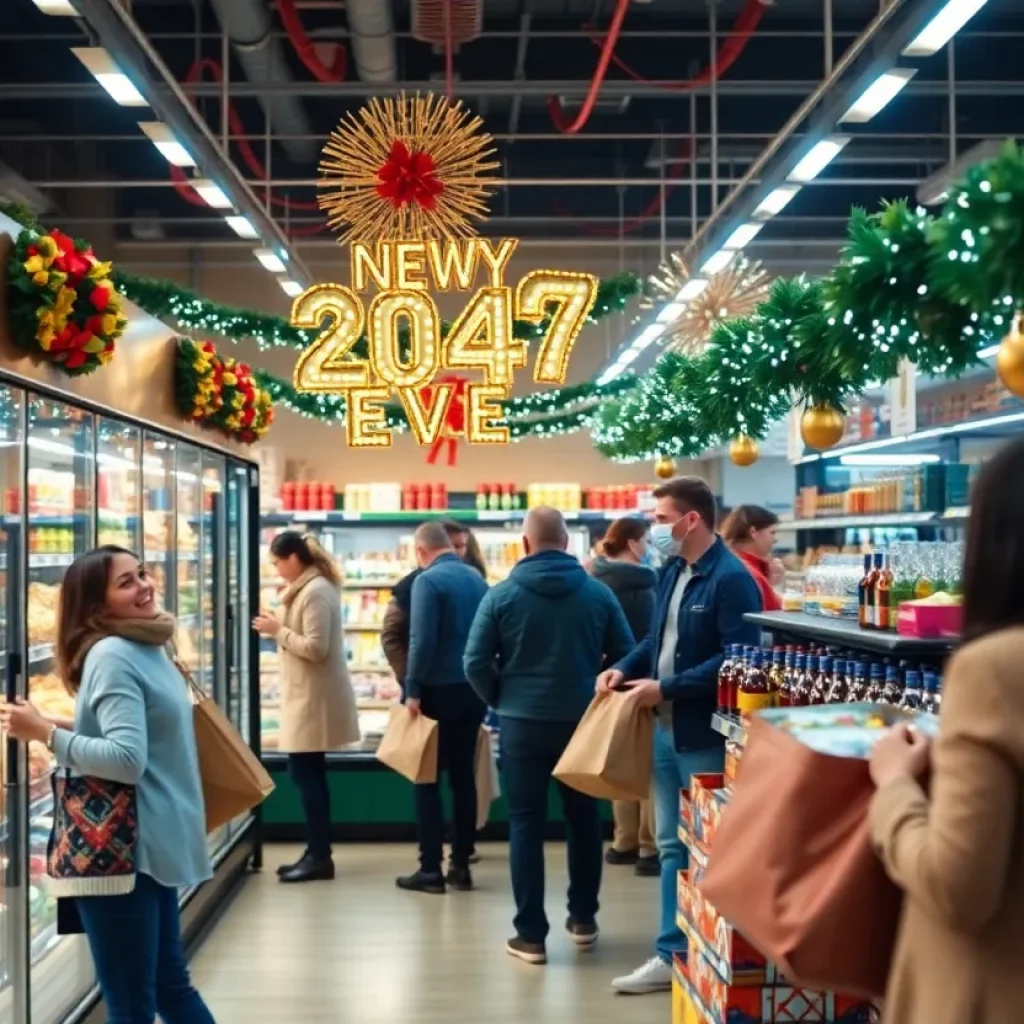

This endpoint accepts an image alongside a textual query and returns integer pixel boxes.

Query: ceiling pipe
[346,0,398,84]
[205,0,318,163]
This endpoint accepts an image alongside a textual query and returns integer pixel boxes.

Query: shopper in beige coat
[253,530,359,883]
[868,438,1024,1024]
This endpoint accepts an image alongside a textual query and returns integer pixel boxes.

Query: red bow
[376,141,445,211]
[421,374,468,466]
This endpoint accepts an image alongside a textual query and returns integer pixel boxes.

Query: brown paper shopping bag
[553,691,654,800]
[191,686,275,833]
[376,705,439,783]
[697,712,902,1001]
[475,727,500,829]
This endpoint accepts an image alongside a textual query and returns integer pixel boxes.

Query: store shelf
[745,610,957,655]
[28,642,54,664]
[28,553,75,569]
[711,712,746,743]
[785,511,938,530]
[942,506,971,520]
[262,508,638,528]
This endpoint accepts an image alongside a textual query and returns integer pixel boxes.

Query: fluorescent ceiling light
[255,248,287,273]
[190,178,232,209]
[71,48,147,107]
[787,135,850,183]
[279,279,304,298]
[31,0,78,14]
[224,215,258,239]
[903,0,990,57]
[656,302,685,324]
[630,324,664,352]
[753,185,801,220]
[839,454,941,467]
[700,250,736,276]
[139,121,195,167]
[677,278,709,301]
[841,69,917,124]
[722,222,763,250]
[978,343,999,358]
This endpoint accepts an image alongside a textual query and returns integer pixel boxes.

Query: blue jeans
[652,724,724,963]
[77,873,216,1024]
[500,717,603,944]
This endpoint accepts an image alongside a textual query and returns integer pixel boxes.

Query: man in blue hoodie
[397,521,489,896]
[464,507,635,966]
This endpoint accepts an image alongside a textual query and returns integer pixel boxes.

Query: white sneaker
[611,956,673,994]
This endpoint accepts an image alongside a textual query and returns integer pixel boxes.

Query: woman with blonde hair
[253,531,359,883]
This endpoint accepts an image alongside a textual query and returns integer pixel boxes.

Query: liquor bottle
[898,669,923,713]
[920,671,941,715]
[846,661,869,702]
[808,654,829,705]
[825,657,848,704]
[776,648,794,707]
[875,554,894,631]
[767,647,785,706]
[716,647,736,715]
[858,553,874,630]
[881,664,904,706]
[864,661,885,703]
[789,652,810,705]
[782,645,797,695]
[737,648,773,718]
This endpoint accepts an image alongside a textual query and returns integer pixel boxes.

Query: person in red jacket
[722,505,784,611]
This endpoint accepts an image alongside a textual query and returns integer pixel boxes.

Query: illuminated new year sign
[291,237,598,448]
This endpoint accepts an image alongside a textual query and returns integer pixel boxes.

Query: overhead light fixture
[677,278,709,301]
[903,0,990,57]
[700,250,736,276]
[630,324,664,352]
[841,69,917,124]
[139,121,195,167]
[189,178,232,209]
[753,185,801,220]
[839,454,941,467]
[978,343,999,359]
[255,248,287,273]
[71,48,147,107]
[656,302,685,324]
[722,222,763,250]
[224,215,258,239]
[31,0,78,14]
[279,279,304,298]
[787,135,850,183]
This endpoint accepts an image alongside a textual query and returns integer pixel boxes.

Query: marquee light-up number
[516,270,599,384]
[441,287,525,386]
[399,383,455,447]
[368,290,441,390]
[291,284,369,391]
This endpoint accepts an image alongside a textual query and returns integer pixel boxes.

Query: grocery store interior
[0,0,1021,1020]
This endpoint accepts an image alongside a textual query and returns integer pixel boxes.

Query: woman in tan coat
[253,531,360,883]
[869,438,1024,1024]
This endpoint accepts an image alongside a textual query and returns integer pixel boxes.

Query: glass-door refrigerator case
[0,385,259,1024]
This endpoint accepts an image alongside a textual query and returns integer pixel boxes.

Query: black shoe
[446,866,474,891]
[565,916,599,948]
[279,857,335,883]
[396,870,446,894]
[605,846,639,866]
[506,935,547,965]
[276,850,311,877]
[468,850,481,865]
[635,855,661,878]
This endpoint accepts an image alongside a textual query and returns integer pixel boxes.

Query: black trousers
[416,686,486,874]
[288,752,332,861]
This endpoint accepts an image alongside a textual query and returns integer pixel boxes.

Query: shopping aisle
[190,843,668,1024]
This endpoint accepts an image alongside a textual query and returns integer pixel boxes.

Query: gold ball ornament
[996,314,1024,398]
[729,435,759,467]
[653,455,675,480]
[800,404,846,450]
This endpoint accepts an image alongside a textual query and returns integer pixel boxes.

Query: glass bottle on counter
[825,657,849,704]
[737,647,773,717]
[716,647,736,716]
[846,661,869,702]
[898,669,923,713]
[789,652,810,706]
[858,553,874,630]
[864,662,885,703]
[776,648,794,707]
[808,654,829,705]
[875,555,894,631]
[920,671,942,715]
[881,664,904,706]
[767,647,785,705]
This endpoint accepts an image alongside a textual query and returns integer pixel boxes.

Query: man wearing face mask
[601,477,762,995]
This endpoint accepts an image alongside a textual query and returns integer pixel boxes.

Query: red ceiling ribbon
[376,142,445,211]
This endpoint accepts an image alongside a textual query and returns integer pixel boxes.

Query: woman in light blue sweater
[2,546,216,1023]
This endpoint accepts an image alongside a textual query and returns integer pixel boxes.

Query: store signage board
[291,95,598,450]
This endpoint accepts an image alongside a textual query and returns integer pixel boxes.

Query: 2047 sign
[291,237,598,448]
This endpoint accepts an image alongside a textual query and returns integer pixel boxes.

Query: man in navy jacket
[600,477,762,994]
[397,521,488,896]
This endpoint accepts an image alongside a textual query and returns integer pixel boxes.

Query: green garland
[595,141,1024,462]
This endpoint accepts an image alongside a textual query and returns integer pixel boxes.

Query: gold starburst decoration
[642,253,771,356]
[317,93,501,243]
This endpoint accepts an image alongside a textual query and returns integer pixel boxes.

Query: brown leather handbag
[697,712,902,1001]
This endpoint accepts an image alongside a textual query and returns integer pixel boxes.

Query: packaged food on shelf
[281,480,337,511]
[342,482,402,513]
[401,481,450,511]
[525,482,581,512]
[896,591,962,638]
[690,772,728,858]
[27,581,58,645]
[583,484,642,511]
[473,482,520,511]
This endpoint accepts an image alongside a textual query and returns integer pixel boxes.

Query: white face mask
[650,517,694,559]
